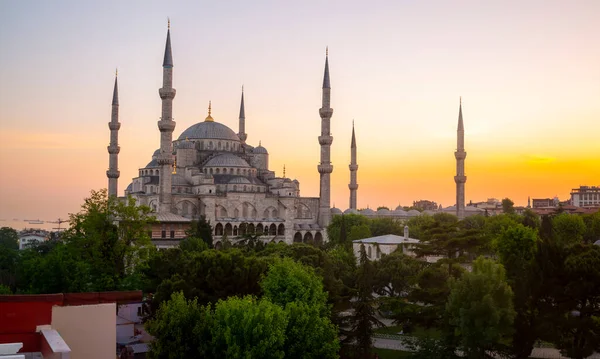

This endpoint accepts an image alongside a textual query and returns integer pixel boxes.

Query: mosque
[106,24,468,247]
[107,23,341,247]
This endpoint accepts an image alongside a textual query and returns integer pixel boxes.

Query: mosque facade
[107,24,341,247]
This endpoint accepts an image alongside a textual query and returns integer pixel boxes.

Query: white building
[18,230,47,250]
[352,226,421,262]
[571,186,600,207]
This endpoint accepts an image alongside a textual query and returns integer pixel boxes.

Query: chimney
[404,225,409,240]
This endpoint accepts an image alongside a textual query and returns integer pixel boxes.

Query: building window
[170,231,175,238]
[161,230,166,238]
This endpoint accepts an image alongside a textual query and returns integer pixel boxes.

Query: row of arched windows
[141,169,159,176]
[214,222,285,237]
[198,140,239,152]
[203,167,256,176]
[293,231,323,245]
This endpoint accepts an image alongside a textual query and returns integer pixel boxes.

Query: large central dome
[178,121,240,142]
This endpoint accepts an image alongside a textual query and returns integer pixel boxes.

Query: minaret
[106,70,120,197]
[238,86,247,143]
[157,20,176,213]
[317,48,334,227]
[348,121,358,210]
[454,97,467,219]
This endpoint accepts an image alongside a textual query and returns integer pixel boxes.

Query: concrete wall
[52,303,116,359]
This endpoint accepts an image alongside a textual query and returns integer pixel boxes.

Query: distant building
[412,200,438,211]
[532,197,558,208]
[571,186,600,207]
[18,229,48,250]
[352,226,420,262]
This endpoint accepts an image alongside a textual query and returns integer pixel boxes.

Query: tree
[582,211,600,244]
[326,214,370,248]
[554,244,600,359]
[261,258,339,359]
[502,198,515,214]
[186,215,213,248]
[552,213,586,247]
[521,208,541,230]
[0,227,19,290]
[369,217,404,237]
[347,224,372,242]
[0,227,18,250]
[210,296,288,359]
[446,257,515,358]
[346,244,382,358]
[494,224,540,358]
[146,291,209,359]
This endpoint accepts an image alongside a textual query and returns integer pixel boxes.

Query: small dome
[395,205,405,211]
[145,159,159,168]
[423,210,436,215]
[205,154,250,167]
[407,209,421,216]
[344,208,359,215]
[361,208,376,215]
[178,140,194,149]
[393,209,408,216]
[377,208,390,215]
[254,145,268,154]
[331,207,343,215]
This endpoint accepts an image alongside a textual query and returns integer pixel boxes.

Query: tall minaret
[454,98,467,219]
[157,20,176,213]
[106,70,121,197]
[348,121,358,210]
[317,48,334,227]
[238,86,247,143]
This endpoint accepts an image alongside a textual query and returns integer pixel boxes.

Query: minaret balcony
[454,175,467,183]
[159,88,176,99]
[348,184,359,190]
[157,158,174,166]
[454,151,467,160]
[158,120,176,132]
[349,164,358,171]
[318,164,333,174]
[108,122,121,131]
[106,169,120,178]
[107,145,120,154]
[318,135,333,145]
[319,108,333,118]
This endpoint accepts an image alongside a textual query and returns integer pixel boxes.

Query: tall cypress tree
[186,215,213,248]
[348,244,381,358]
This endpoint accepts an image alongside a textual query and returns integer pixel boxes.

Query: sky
[0,0,599,229]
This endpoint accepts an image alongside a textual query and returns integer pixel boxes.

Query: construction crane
[48,218,69,231]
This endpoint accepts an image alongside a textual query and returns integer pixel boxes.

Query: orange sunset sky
[1,0,599,229]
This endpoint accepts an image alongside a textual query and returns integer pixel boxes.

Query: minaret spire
[349,121,359,210]
[317,47,334,227]
[238,85,247,142]
[107,70,121,197]
[454,97,467,219]
[157,21,177,213]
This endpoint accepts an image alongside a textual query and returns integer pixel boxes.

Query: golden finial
[259,140,261,146]
[168,17,170,29]
[204,101,214,122]
[115,68,118,77]
[172,158,177,174]
[460,96,462,105]
[242,84,244,93]
[283,164,286,177]
[185,136,189,141]
[326,46,328,56]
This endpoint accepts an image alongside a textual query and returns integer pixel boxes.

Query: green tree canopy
[446,257,515,358]
[502,198,515,214]
[552,213,586,247]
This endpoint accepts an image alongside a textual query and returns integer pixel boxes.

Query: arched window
[303,232,314,243]
[367,246,372,258]
[248,223,255,234]
[269,224,277,235]
[225,223,233,236]
[233,226,238,236]
[315,232,323,245]
[272,209,278,218]
[199,141,204,149]
[214,241,223,250]
[294,232,303,243]
[226,142,230,150]
[277,224,285,236]
[216,168,220,174]
[233,185,237,191]
[215,223,224,236]
[218,142,222,149]
[243,185,247,192]
[219,206,228,218]
[239,223,247,236]
[256,223,263,233]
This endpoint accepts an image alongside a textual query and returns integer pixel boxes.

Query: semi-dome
[228,176,251,184]
[361,208,376,215]
[205,153,250,167]
[145,158,159,168]
[178,121,240,142]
